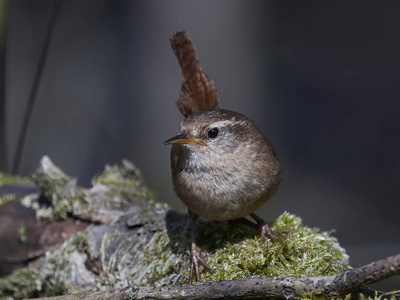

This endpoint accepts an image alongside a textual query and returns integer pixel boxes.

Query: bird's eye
[207,127,219,139]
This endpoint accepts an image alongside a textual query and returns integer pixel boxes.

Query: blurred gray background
[1,0,399,290]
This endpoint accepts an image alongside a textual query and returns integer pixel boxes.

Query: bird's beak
[163,134,206,146]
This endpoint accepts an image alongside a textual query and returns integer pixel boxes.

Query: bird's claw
[189,242,214,284]
[259,225,290,243]
[250,213,290,244]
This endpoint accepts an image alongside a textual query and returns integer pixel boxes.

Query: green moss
[180,212,350,283]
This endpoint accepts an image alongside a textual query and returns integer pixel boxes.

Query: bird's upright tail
[170,31,219,118]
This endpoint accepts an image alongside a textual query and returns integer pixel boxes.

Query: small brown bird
[164,31,288,283]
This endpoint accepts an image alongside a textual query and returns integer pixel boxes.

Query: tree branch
[35,253,400,299]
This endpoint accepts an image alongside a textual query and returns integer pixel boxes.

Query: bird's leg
[249,213,290,243]
[188,212,214,284]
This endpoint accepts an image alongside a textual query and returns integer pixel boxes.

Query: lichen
[18,226,27,243]
[0,173,33,207]
[30,156,80,219]
[24,156,155,223]
[0,268,43,299]
[0,193,18,206]
[0,172,32,186]
[21,193,54,219]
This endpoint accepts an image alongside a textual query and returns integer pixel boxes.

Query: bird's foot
[245,213,290,244]
[189,242,214,284]
[258,221,290,243]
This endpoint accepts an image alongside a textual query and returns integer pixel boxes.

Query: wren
[164,32,288,283]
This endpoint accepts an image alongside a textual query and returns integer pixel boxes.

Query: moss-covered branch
[29,254,400,299]
[0,156,398,299]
